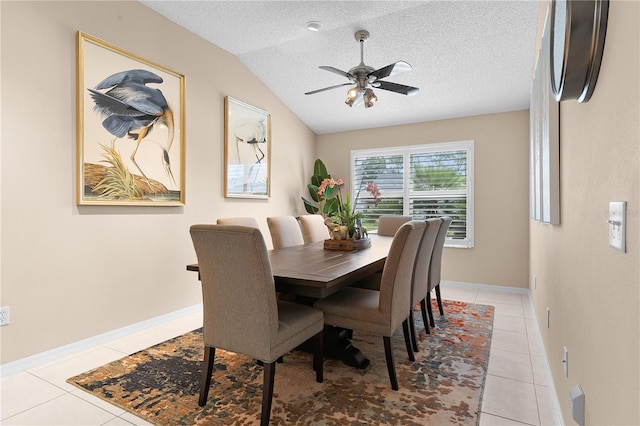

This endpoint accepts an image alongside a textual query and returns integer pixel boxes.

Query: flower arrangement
[302,159,381,239]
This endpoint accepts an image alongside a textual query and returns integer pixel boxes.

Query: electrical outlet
[563,346,569,377]
[0,306,9,326]
[546,307,550,328]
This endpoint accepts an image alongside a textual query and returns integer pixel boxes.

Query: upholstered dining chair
[407,218,441,351]
[189,225,324,426]
[377,214,412,236]
[298,214,330,243]
[425,216,452,327]
[314,220,426,391]
[267,216,305,249]
[216,216,260,228]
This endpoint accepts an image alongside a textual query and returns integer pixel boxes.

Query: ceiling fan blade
[305,82,352,95]
[374,81,420,96]
[319,66,355,80]
[369,61,413,80]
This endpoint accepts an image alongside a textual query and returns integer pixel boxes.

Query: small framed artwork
[77,32,186,206]
[224,96,271,198]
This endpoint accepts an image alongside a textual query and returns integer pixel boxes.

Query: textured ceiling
[141,0,540,135]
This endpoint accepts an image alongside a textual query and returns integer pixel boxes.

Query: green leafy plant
[301,159,343,217]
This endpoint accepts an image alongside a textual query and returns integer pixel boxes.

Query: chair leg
[312,331,323,383]
[198,346,215,407]
[383,336,399,391]
[427,293,435,327]
[435,284,444,315]
[260,361,276,426]
[402,319,415,362]
[420,298,430,334]
[408,310,419,353]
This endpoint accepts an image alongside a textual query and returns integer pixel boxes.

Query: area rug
[68,300,493,425]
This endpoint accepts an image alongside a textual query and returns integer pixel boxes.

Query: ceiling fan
[305,29,419,108]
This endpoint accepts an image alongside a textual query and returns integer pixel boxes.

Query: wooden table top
[187,234,394,299]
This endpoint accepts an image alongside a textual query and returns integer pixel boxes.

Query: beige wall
[0,1,316,363]
[530,1,640,424]
[317,111,531,288]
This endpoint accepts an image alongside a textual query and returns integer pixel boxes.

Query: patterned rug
[68,300,493,425]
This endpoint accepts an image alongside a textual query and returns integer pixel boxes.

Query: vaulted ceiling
[141,1,540,134]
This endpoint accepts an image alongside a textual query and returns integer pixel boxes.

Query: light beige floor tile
[491,329,531,355]
[479,412,533,425]
[28,346,126,392]
[487,302,525,318]
[1,393,116,425]
[439,285,478,303]
[159,311,202,335]
[523,302,535,320]
[103,326,187,355]
[525,318,540,335]
[102,417,136,425]
[530,355,551,387]
[488,348,534,384]
[0,372,67,420]
[527,333,544,357]
[494,314,527,334]
[536,385,563,425]
[119,411,155,425]
[71,388,127,416]
[477,290,524,306]
[482,375,540,426]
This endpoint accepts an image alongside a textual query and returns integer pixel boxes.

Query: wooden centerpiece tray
[324,237,371,251]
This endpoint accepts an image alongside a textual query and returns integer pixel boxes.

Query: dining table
[186,234,394,368]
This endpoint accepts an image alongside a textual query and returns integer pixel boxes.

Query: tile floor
[0,283,563,425]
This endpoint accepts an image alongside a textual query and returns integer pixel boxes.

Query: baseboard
[0,304,203,378]
[442,280,530,294]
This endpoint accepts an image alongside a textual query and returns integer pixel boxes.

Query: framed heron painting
[76,32,186,206]
[224,96,271,199]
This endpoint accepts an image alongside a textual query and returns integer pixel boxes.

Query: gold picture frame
[77,32,186,206]
[224,96,271,198]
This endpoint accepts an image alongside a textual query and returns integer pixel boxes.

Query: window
[350,140,474,248]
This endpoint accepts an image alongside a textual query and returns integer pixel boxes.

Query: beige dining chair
[267,216,305,249]
[314,220,426,390]
[216,217,260,228]
[407,218,441,351]
[377,214,412,236]
[426,216,453,327]
[298,214,329,243]
[189,224,324,426]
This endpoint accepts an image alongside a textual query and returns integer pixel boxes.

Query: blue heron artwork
[77,32,184,205]
[88,69,175,191]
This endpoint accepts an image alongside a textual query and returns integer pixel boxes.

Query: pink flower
[317,177,344,196]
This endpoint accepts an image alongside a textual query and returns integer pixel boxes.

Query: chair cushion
[269,301,324,361]
[313,287,394,336]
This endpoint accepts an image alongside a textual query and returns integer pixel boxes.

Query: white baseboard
[442,279,530,294]
[0,304,203,378]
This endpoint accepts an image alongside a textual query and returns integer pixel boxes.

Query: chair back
[378,220,426,331]
[298,215,330,243]
[377,215,412,236]
[216,217,260,228]
[267,216,305,249]
[429,216,452,291]
[189,225,279,360]
[411,218,441,305]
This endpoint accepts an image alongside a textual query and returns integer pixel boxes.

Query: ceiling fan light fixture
[364,88,377,108]
[345,96,357,107]
[347,86,359,99]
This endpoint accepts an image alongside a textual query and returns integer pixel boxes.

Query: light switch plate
[608,201,626,252]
